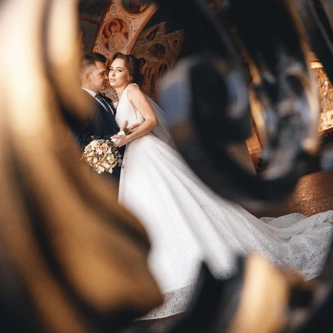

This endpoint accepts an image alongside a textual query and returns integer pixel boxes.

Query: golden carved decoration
[311,62,333,133]
[312,64,333,113]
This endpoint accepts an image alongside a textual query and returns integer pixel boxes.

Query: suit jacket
[72,90,125,181]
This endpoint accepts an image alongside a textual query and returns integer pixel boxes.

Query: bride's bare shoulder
[127,83,144,100]
[127,83,140,93]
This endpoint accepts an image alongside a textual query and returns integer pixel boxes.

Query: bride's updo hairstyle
[112,52,144,88]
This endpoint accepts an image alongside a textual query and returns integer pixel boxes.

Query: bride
[109,52,333,318]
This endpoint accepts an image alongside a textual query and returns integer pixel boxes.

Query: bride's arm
[112,84,157,147]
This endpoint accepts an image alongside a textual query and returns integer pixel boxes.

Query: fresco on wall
[101,19,129,52]
[132,22,184,100]
[78,24,98,52]
[78,0,109,52]
[93,0,157,58]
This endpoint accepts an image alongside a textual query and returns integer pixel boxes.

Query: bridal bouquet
[82,139,123,174]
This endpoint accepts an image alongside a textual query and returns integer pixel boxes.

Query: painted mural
[132,22,184,100]
[93,0,157,58]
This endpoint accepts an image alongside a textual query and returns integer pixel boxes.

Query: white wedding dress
[116,84,333,318]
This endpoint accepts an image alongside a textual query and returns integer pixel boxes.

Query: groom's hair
[81,52,106,72]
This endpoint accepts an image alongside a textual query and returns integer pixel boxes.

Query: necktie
[95,93,115,116]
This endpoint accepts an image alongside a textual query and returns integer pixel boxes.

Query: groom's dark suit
[73,90,124,181]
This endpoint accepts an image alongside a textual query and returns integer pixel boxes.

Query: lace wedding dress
[116,84,333,319]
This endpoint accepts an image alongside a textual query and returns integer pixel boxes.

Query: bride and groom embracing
[75,51,333,319]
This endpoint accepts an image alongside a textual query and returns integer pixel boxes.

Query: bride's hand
[111,133,130,147]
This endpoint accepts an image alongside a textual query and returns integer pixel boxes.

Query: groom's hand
[120,121,140,136]
[128,123,140,133]
[120,121,128,132]
[112,121,141,146]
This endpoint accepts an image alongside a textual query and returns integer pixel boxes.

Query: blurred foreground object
[0,0,162,332]
[293,0,333,173]
[158,0,323,211]
[165,250,333,333]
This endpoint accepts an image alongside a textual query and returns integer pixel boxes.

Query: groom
[74,52,125,181]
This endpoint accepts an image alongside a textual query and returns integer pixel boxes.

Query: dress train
[115,84,333,318]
